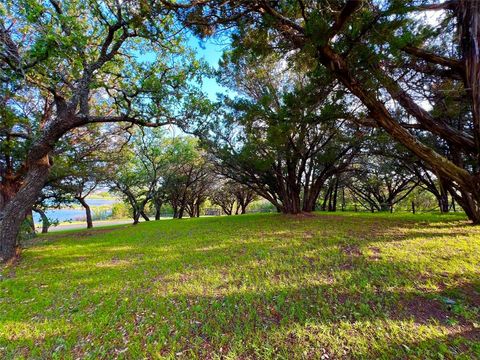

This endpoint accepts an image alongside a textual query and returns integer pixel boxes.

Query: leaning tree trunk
[458,0,480,155]
[0,154,51,261]
[140,211,150,221]
[77,197,93,229]
[33,207,50,234]
[453,187,480,223]
[315,28,480,224]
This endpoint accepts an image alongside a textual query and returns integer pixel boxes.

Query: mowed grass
[1,212,479,359]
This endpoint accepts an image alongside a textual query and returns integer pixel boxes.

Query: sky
[187,36,229,100]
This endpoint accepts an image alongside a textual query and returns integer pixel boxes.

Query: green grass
[1,212,479,359]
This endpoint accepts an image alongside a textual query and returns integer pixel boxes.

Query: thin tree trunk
[321,187,330,211]
[133,208,141,225]
[331,178,339,212]
[196,202,201,217]
[77,197,93,229]
[141,211,150,221]
[178,206,185,219]
[33,207,50,233]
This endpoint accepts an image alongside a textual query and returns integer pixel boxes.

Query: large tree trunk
[458,0,480,153]
[302,180,324,212]
[77,197,93,229]
[452,188,480,222]
[281,192,302,214]
[0,154,51,261]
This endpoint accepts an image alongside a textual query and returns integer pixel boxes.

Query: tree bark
[77,197,93,229]
[315,44,480,223]
[32,207,50,233]
[0,154,51,261]
[458,1,480,154]
[333,180,338,211]
[196,202,201,217]
[140,210,150,221]
[133,208,141,225]
[438,195,450,213]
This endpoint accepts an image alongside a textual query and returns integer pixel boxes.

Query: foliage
[205,51,363,214]
[173,0,480,223]
[110,202,131,220]
[0,0,211,260]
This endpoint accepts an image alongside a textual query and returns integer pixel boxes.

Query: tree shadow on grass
[1,213,479,358]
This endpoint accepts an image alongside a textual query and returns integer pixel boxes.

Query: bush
[92,206,112,221]
[111,202,131,219]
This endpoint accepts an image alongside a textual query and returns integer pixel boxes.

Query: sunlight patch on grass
[1,212,479,358]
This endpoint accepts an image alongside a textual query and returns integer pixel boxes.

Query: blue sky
[187,36,229,100]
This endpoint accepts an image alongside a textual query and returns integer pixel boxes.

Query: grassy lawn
[1,212,479,359]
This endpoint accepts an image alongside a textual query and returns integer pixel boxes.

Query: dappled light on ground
[1,213,479,359]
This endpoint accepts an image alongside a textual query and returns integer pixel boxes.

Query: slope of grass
[1,212,479,359]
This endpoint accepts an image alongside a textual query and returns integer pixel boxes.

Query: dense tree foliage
[2,0,480,262]
[0,0,207,260]
[205,53,363,214]
[161,137,214,219]
[166,0,480,223]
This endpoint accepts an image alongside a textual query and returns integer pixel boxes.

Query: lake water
[33,198,118,224]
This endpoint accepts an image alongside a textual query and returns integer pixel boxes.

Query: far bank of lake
[33,198,118,224]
